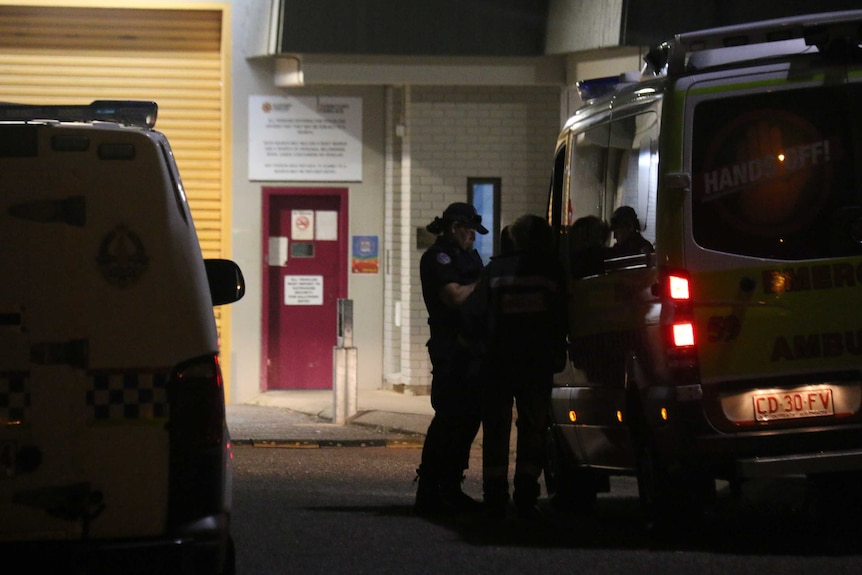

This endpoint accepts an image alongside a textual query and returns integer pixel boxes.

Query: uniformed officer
[415,202,488,516]
[462,214,567,521]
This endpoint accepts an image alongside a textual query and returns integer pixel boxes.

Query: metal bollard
[333,299,358,425]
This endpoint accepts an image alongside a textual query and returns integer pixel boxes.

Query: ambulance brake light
[662,271,696,349]
[672,323,695,347]
[669,274,690,300]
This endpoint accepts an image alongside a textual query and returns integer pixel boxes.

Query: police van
[0,101,244,573]
[544,11,862,525]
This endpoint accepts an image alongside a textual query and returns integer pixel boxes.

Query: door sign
[292,210,314,240]
[316,210,338,240]
[284,275,323,306]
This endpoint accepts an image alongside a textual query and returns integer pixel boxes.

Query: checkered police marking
[0,372,30,425]
[86,371,168,421]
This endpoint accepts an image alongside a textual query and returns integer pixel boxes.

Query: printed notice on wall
[249,95,362,182]
[284,275,323,306]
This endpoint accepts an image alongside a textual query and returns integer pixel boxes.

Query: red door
[262,188,348,390]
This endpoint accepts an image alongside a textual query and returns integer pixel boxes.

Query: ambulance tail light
[672,322,696,347]
[660,270,699,372]
[668,274,690,301]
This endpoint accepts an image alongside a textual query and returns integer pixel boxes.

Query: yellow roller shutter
[0,2,234,395]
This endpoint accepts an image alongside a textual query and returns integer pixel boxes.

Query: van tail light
[166,354,229,529]
[167,354,226,447]
[660,270,699,376]
[672,323,695,347]
[666,273,695,348]
[668,274,690,300]
[662,272,693,346]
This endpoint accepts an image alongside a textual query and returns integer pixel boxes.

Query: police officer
[415,202,488,515]
[462,214,567,521]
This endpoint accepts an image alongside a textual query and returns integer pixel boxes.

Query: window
[468,177,500,264]
[569,123,610,225]
[606,109,659,245]
[691,84,861,260]
[561,102,660,278]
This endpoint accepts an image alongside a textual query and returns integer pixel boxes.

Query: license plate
[0,440,15,478]
[753,388,834,422]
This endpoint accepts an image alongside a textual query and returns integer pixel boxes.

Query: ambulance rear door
[683,61,862,430]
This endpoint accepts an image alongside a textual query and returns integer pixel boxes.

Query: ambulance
[544,11,862,525]
[0,101,244,573]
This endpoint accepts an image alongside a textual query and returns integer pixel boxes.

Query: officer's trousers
[481,365,553,507]
[419,349,481,486]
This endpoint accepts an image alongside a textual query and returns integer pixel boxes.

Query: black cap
[428,202,489,234]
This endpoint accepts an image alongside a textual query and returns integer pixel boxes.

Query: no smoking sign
[291,209,315,240]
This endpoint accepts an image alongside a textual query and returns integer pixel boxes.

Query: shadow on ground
[313,476,862,555]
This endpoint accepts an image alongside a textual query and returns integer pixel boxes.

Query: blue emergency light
[0,100,158,129]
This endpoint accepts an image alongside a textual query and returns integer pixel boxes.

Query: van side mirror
[205,259,246,306]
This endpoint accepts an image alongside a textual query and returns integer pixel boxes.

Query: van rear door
[0,124,181,541]
[684,66,862,428]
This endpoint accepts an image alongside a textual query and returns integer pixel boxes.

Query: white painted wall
[222,0,387,403]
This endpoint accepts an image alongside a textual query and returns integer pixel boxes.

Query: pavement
[225,389,437,448]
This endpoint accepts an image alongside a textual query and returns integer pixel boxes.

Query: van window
[691,83,862,260]
[564,109,659,242]
[606,110,659,246]
[568,123,609,225]
[556,103,661,277]
[160,142,190,225]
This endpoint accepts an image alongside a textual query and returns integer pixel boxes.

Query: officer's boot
[413,466,442,516]
[482,476,510,521]
[438,471,483,514]
[513,473,542,521]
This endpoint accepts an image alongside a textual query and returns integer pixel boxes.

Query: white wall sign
[249,95,362,182]
[284,275,323,306]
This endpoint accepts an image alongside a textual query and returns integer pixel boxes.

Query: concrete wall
[228,1,392,403]
[546,0,623,54]
[228,0,279,403]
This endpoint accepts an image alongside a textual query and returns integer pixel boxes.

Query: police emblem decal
[96,225,149,288]
[436,253,452,265]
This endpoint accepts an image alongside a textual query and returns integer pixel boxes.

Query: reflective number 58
[707,315,741,342]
